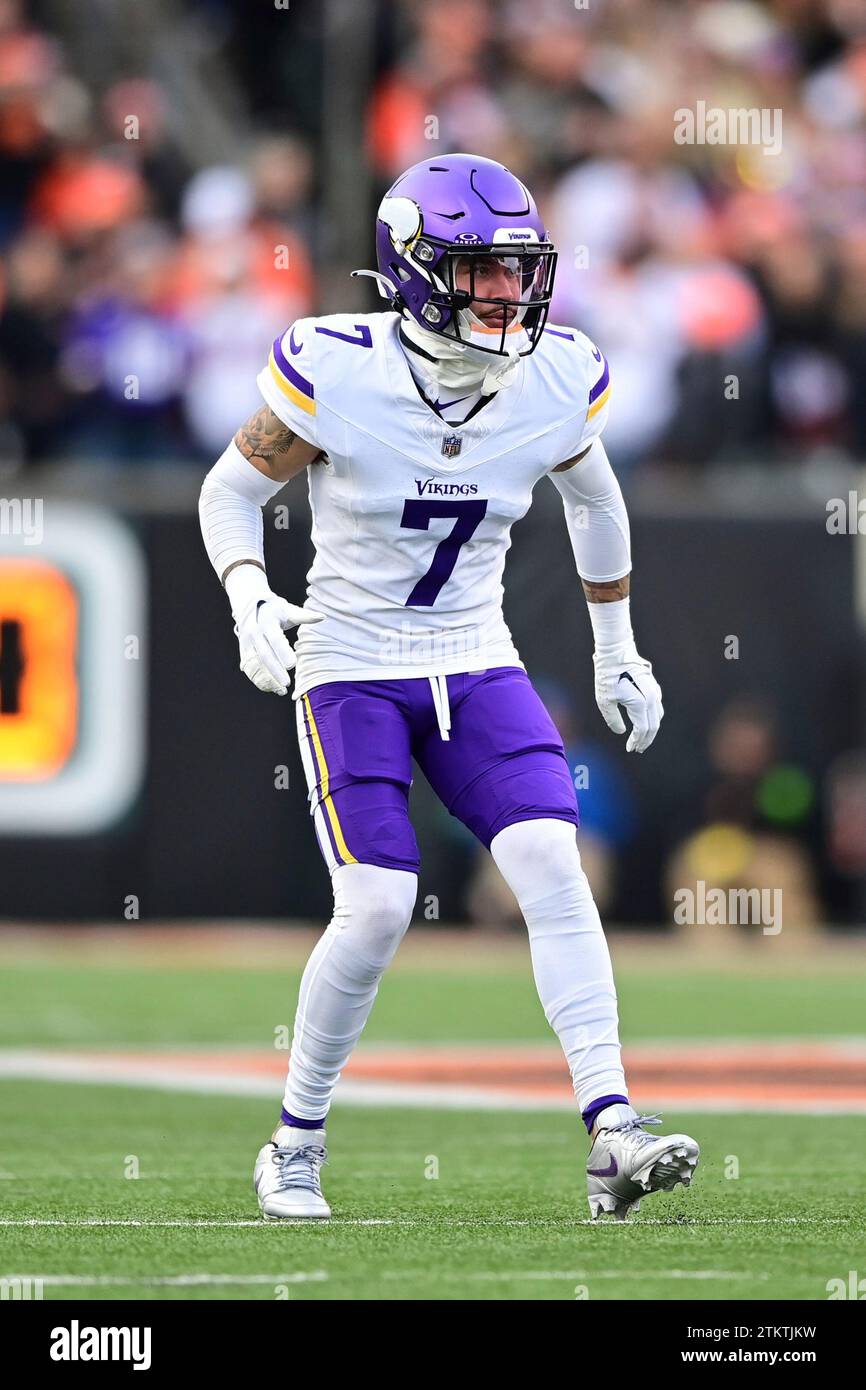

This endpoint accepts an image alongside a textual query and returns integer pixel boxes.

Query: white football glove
[593,643,664,753]
[225,564,322,696]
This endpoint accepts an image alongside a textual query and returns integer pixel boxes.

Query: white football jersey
[255,311,611,699]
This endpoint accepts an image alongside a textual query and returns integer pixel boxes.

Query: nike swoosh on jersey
[588,1156,618,1177]
[437,395,470,411]
[289,328,303,355]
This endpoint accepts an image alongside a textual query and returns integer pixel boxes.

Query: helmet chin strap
[400,307,527,396]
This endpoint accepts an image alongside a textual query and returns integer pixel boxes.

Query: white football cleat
[586,1106,699,1221]
[254,1125,331,1220]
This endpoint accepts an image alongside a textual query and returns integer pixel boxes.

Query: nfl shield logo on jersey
[441,433,462,458]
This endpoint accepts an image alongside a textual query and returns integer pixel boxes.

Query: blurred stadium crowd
[0,0,863,926]
[1,0,865,474]
[463,681,866,933]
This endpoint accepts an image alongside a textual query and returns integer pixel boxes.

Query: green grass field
[1,930,864,1301]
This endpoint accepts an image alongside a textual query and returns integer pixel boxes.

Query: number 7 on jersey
[400,498,488,606]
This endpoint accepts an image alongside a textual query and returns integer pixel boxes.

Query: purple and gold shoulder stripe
[268,333,316,416]
[587,353,610,422]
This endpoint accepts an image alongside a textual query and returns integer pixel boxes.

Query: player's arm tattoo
[234,406,298,465]
[582,575,630,603]
[552,444,592,472]
[221,557,266,584]
[552,446,630,600]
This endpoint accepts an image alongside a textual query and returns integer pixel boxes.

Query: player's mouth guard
[351,269,399,298]
[352,269,530,335]
[428,674,452,741]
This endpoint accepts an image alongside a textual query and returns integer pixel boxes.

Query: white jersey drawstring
[428,674,451,741]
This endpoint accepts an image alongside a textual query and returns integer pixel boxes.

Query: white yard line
[1,1272,327,1286]
[0,1269,766,1286]
[0,1216,856,1229]
[443,1269,772,1281]
[1,1048,866,1114]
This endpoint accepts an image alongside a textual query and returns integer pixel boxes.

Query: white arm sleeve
[198,439,285,586]
[548,438,631,584]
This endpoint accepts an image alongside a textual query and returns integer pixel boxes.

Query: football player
[199,154,699,1221]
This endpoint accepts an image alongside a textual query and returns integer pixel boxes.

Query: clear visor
[422,242,557,356]
[444,251,550,305]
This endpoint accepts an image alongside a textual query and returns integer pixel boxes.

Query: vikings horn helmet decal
[367,153,558,359]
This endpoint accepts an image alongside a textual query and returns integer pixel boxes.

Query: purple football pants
[294,666,579,873]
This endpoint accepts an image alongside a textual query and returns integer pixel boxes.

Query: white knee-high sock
[489,818,628,1111]
[282,862,417,1123]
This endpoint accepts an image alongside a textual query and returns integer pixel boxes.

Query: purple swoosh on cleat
[588,1156,618,1177]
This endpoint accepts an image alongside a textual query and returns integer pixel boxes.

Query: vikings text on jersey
[256,310,611,697]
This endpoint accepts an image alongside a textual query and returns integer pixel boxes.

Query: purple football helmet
[369,153,557,358]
